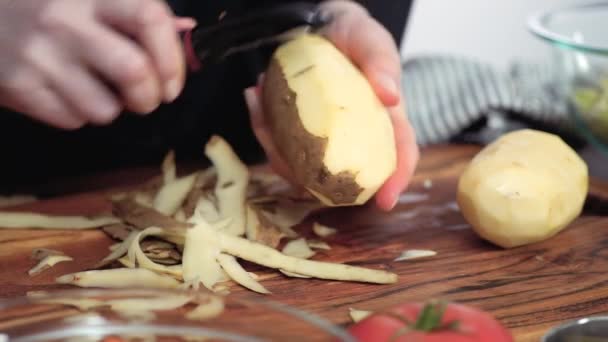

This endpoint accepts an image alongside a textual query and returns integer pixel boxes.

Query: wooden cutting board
[0,144,606,342]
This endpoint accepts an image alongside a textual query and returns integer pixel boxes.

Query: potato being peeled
[457,129,588,248]
[261,34,397,206]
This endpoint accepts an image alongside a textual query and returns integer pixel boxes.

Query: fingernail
[377,73,399,97]
[95,99,120,122]
[389,193,400,210]
[165,78,181,102]
[132,79,160,114]
[388,192,401,211]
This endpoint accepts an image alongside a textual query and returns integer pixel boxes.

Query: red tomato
[347,301,513,342]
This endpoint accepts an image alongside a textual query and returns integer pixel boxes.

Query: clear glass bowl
[528,1,608,154]
[542,316,608,342]
[0,288,355,342]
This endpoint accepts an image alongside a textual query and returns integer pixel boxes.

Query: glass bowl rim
[541,315,608,341]
[0,287,356,342]
[527,1,608,56]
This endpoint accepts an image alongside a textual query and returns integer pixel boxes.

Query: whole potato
[261,34,396,207]
[457,129,588,248]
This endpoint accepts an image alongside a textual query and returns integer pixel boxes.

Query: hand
[244,0,419,211]
[0,0,196,130]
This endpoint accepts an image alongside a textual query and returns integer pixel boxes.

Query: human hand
[0,0,196,129]
[244,0,419,211]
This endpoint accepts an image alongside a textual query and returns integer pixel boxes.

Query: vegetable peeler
[181,2,333,72]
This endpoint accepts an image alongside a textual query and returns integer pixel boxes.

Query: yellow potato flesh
[457,129,588,248]
[274,34,397,205]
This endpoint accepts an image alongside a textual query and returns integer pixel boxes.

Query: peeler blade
[183,2,333,71]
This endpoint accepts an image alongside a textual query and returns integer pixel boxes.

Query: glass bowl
[542,316,608,342]
[528,1,608,154]
[0,288,355,342]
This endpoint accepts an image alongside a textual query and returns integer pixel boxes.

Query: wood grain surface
[0,144,606,342]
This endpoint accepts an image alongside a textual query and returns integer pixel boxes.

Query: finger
[70,21,161,114]
[322,11,401,107]
[375,102,419,211]
[244,85,295,184]
[4,83,85,130]
[24,38,121,124]
[174,16,197,32]
[50,65,121,125]
[96,0,186,103]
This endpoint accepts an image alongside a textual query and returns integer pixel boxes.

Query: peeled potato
[457,129,588,248]
[261,33,397,206]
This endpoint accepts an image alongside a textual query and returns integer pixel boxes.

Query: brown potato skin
[261,58,363,206]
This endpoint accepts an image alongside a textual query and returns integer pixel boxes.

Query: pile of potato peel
[2,135,398,296]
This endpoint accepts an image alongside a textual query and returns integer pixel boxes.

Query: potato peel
[282,238,316,259]
[161,150,177,184]
[0,212,119,229]
[260,199,321,238]
[127,227,182,278]
[249,172,283,190]
[26,295,104,311]
[29,254,73,276]
[394,249,437,261]
[112,198,192,230]
[109,295,193,312]
[182,168,217,218]
[153,172,198,216]
[186,295,225,321]
[29,291,196,324]
[31,248,64,260]
[245,205,285,248]
[133,192,155,208]
[189,194,220,224]
[261,210,299,238]
[247,196,279,205]
[213,284,230,295]
[312,222,337,238]
[16,134,399,296]
[117,256,136,268]
[215,229,398,284]
[95,230,139,268]
[56,268,181,289]
[245,205,258,242]
[182,221,224,291]
[204,135,249,236]
[141,239,176,253]
[217,253,270,294]
[307,240,331,250]
[173,209,187,222]
[279,269,311,279]
[114,309,156,322]
[0,195,37,208]
[102,224,135,241]
[141,239,181,264]
[146,249,181,264]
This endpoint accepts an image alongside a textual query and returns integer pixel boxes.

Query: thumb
[243,83,295,184]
